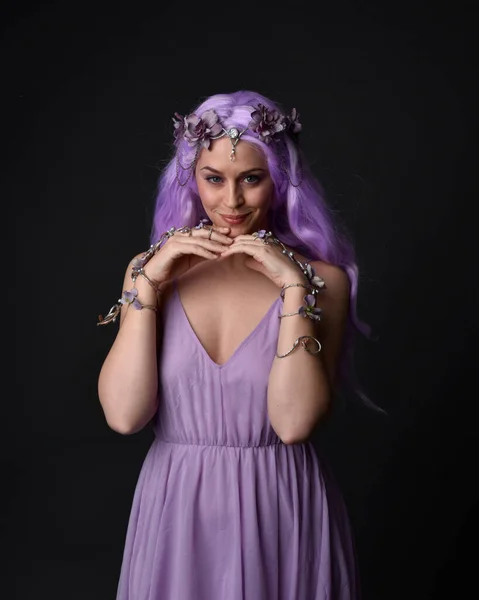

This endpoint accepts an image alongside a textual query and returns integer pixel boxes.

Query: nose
[224,180,244,208]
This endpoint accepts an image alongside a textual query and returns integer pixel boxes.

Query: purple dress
[115,278,361,599]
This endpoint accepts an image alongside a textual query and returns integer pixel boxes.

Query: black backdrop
[6,1,477,599]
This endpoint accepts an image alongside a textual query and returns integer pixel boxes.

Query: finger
[176,236,231,251]
[231,234,255,243]
[194,226,233,244]
[226,239,260,247]
[202,239,233,251]
[189,244,221,259]
[220,244,256,256]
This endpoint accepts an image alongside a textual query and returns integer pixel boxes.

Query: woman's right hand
[141,225,233,285]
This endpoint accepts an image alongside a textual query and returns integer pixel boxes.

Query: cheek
[196,180,217,206]
[249,183,273,208]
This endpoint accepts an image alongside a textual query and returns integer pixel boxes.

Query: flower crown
[172,103,302,150]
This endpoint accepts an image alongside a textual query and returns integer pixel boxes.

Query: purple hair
[150,90,383,413]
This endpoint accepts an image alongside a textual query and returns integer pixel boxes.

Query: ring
[208,226,213,240]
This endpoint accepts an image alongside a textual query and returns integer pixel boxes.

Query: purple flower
[119,288,142,310]
[183,110,223,149]
[305,263,315,279]
[248,104,287,145]
[305,263,326,289]
[298,294,323,321]
[287,108,302,135]
[172,112,185,142]
[131,256,146,270]
[194,217,212,229]
[312,275,326,289]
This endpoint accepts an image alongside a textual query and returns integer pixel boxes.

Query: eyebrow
[200,166,266,177]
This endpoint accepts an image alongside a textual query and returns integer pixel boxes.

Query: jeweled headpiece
[172,104,303,186]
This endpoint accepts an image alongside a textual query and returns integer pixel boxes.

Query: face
[195,136,274,236]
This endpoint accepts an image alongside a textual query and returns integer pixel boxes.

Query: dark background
[6,1,477,598]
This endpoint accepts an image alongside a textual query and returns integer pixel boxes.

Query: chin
[212,213,267,236]
[231,225,258,237]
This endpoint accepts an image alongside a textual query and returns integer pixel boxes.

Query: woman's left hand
[219,233,307,289]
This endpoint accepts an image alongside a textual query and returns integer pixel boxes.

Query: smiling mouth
[220,213,251,218]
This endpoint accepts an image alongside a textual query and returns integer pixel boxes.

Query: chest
[169,273,281,367]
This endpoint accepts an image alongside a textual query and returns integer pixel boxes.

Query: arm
[97,255,163,434]
[267,263,350,444]
[98,226,232,433]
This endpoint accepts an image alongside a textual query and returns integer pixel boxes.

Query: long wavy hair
[150,90,383,413]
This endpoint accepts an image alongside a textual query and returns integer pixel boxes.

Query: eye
[244,174,260,184]
[205,175,222,184]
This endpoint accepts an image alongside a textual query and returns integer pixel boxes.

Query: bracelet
[98,221,328,327]
[136,268,163,294]
[97,288,157,326]
[120,288,157,312]
[278,292,323,321]
[280,282,315,300]
[275,335,322,358]
[278,311,302,318]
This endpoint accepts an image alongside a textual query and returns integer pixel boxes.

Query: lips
[220,213,250,224]
[221,213,250,218]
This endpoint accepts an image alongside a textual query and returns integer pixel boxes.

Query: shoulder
[294,253,350,298]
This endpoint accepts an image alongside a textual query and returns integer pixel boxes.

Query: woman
[98,90,373,599]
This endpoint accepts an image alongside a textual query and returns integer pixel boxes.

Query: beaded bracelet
[275,335,322,358]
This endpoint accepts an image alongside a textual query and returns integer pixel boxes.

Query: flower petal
[185,113,200,127]
[132,257,144,269]
[209,122,223,137]
[312,275,326,288]
[201,109,219,128]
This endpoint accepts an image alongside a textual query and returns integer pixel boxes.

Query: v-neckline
[173,279,281,369]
